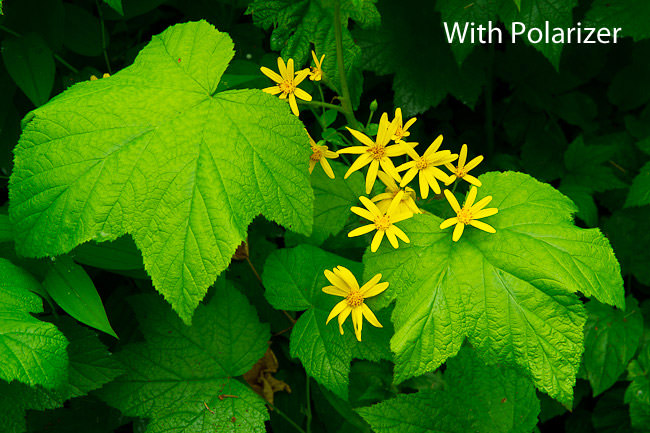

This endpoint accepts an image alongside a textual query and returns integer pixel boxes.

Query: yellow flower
[348,190,411,252]
[261,57,312,116]
[372,171,421,218]
[323,266,388,341]
[445,144,483,187]
[308,132,338,179]
[309,50,325,81]
[391,108,417,142]
[396,135,458,199]
[339,113,406,194]
[440,186,498,241]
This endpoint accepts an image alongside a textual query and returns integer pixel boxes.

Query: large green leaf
[97,281,270,432]
[0,318,122,433]
[364,171,624,404]
[357,347,540,433]
[625,161,650,208]
[9,21,314,324]
[625,327,650,430]
[582,297,643,396]
[0,258,68,388]
[262,244,391,399]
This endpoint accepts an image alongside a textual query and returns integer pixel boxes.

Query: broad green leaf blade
[586,0,650,42]
[97,281,270,431]
[1,33,54,106]
[43,256,117,338]
[9,21,314,324]
[582,297,643,396]
[63,3,106,57]
[364,171,623,404]
[0,258,68,388]
[0,318,121,433]
[71,235,144,271]
[563,136,626,193]
[625,161,650,207]
[263,244,391,399]
[0,214,12,242]
[625,336,650,430]
[357,347,540,433]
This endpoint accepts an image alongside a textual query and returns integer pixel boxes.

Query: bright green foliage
[307,160,364,245]
[626,161,650,207]
[98,281,270,432]
[586,0,650,41]
[582,297,643,396]
[263,244,391,399]
[247,0,378,107]
[0,214,12,242]
[499,0,578,69]
[42,256,117,338]
[0,319,122,433]
[355,0,486,115]
[8,21,314,324]
[0,258,68,389]
[364,171,624,404]
[357,347,540,433]
[1,33,54,107]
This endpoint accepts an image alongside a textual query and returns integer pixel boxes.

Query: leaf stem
[267,399,308,433]
[0,24,80,74]
[333,0,359,128]
[298,99,345,113]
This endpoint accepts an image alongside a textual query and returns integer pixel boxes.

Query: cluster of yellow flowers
[260,53,499,341]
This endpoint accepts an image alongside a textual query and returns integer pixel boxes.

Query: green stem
[298,99,346,113]
[305,373,312,433]
[365,110,374,129]
[333,1,359,128]
[269,401,307,433]
[96,0,112,74]
[317,83,326,116]
[0,24,79,74]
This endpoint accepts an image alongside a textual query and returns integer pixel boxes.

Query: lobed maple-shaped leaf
[262,244,391,399]
[364,171,624,404]
[97,281,270,433]
[357,347,540,433]
[9,21,314,324]
[0,258,68,389]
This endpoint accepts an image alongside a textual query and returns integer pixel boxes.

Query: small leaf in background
[63,3,107,57]
[97,282,271,432]
[0,318,122,433]
[357,347,540,433]
[43,256,118,338]
[103,0,123,15]
[71,236,144,271]
[625,161,650,207]
[586,0,650,42]
[582,297,644,396]
[605,206,650,287]
[0,258,68,389]
[1,33,55,106]
[263,244,392,399]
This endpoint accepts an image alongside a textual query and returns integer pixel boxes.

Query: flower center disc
[416,158,429,170]
[369,145,386,160]
[310,147,323,161]
[346,291,364,308]
[457,208,473,224]
[279,80,295,94]
[374,215,391,231]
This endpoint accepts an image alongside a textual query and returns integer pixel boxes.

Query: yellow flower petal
[352,307,363,341]
[474,207,498,219]
[261,66,283,83]
[346,127,376,148]
[294,87,312,101]
[262,85,282,95]
[390,225,410,243]
[338,306,352,334]
[320,158,335,179]
[334,266,360,291]
[362,281,389,298]
[458,144,468,167]
[452,222,465,241]
[359,273,382,295]
[322,285,348,297]
[444,189,461,213]
[465,186,478,208]
[366,160,380,194]
[351,206,376,221]
[324,269,350,291]
[371,230,385,252]
[326,299,349,324]
[348,224,376,237]
[440,217,458,230]
[344,153,373,178]
[359,196,383,217]
[361,304,382,328]
[289,93,299,116]
[469,220,496,233]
